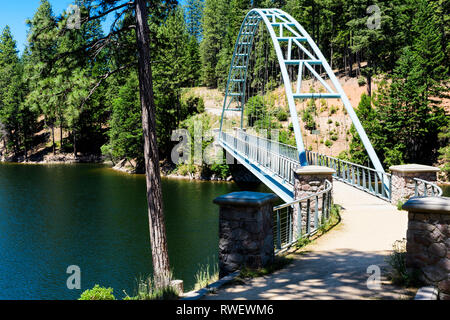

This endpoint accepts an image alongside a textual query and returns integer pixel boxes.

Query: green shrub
[358,77,367,86]
[79,285,116,300]
[245,96,268,127]
[331,135,338,141]
[181,94,205,117]
[337,151,350,161]
[177,163,195,176]
[276,109,289,121]
[396,200,405,211]
[319,204,341,234]
[296,237,312,248]
[302,109,316,131]
[124,275,179,300]
[327,119,333,124]
[194,259,219,290]
[329,106,337,115]
[335,121,340,127]
[325,140,333,148]
[210,163,230,179]
[386,239,421,287]
[288,123,294,132]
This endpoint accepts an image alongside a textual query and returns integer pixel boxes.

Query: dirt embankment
[191,76,381,158]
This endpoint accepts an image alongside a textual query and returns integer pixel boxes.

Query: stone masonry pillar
[390,164,440,205]
[402,197,450,300]
[293,166,335,240]
[213,192,278,278]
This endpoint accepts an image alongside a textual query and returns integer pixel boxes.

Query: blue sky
[0,1,76,54]
[0,1,188,55]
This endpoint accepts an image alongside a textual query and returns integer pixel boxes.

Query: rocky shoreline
[1,154,448,185]
[0,153,103,164]
[106,158,233,182]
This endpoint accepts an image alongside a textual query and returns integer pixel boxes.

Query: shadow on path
[205,249,411,300]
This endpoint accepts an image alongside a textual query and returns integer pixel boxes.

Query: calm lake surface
[0,163,252,300]
[0,163,447,300]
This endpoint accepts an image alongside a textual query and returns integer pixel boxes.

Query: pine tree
[153,6,193,155]
[348,93,381,166]
[185,0,204,41]
[102,72,143,165]
[0,26,35,159]
[25,0,59,155]
[0,26,21,155]
[200,0,230,87]
[55,4,107,156]
[375,0,448,166]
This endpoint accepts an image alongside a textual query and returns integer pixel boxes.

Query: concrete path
[204,180,411,300]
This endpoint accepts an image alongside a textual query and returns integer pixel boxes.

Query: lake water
[0,163,248,300]
[0,163,448,300]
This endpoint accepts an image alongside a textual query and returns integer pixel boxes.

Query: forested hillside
[0,0,448,178]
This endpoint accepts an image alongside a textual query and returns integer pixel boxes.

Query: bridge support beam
[390,164,441,205]
[402,197,450,300]
[213,192,278,278]
[293,166,335,240]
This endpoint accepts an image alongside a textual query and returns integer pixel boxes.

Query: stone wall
[403,197,450,300]
[390,164,440,205]
[214,192,277,278]
[293,166,335,239]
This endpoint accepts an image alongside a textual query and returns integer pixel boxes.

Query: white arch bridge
[217,8,441,203]
[217,8,443,253]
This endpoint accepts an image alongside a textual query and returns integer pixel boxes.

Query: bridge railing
[273,180,333,253]
[306,151,392,201]
[242,131,299,162]
[413,178,443,197]
[221,131,299,185]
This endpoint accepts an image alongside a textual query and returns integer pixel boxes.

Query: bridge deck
[219,130,393,203]
[203,181,410,300]
[220,131,298,202]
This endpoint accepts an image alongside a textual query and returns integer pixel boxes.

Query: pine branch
[79,62,136,112]
[83,1,134,24]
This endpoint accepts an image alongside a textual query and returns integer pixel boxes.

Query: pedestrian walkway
[204,181,412,300]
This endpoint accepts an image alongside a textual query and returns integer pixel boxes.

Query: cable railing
[220,130,299,186]
[413,178,443,197]
[243,130,299,162]
[220,130,443,207]
[306,150,392,201]
[273,180,333,253]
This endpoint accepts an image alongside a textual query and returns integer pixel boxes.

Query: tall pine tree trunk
[135,0,171,285]
[24,133,28,161]
[51,124,56,155]
[73,130,77,158]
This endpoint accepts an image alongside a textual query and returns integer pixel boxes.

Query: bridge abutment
[390,164,440,205]
[402,197,450,300]
[213,192,278,278]
[293,166,335,240]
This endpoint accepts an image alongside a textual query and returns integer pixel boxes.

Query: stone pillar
[390,164,440,205]
[213,191,278,278]
[403,197,450,300]
[293,166,335,239]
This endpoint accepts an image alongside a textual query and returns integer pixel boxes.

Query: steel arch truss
[219,8,385,174]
